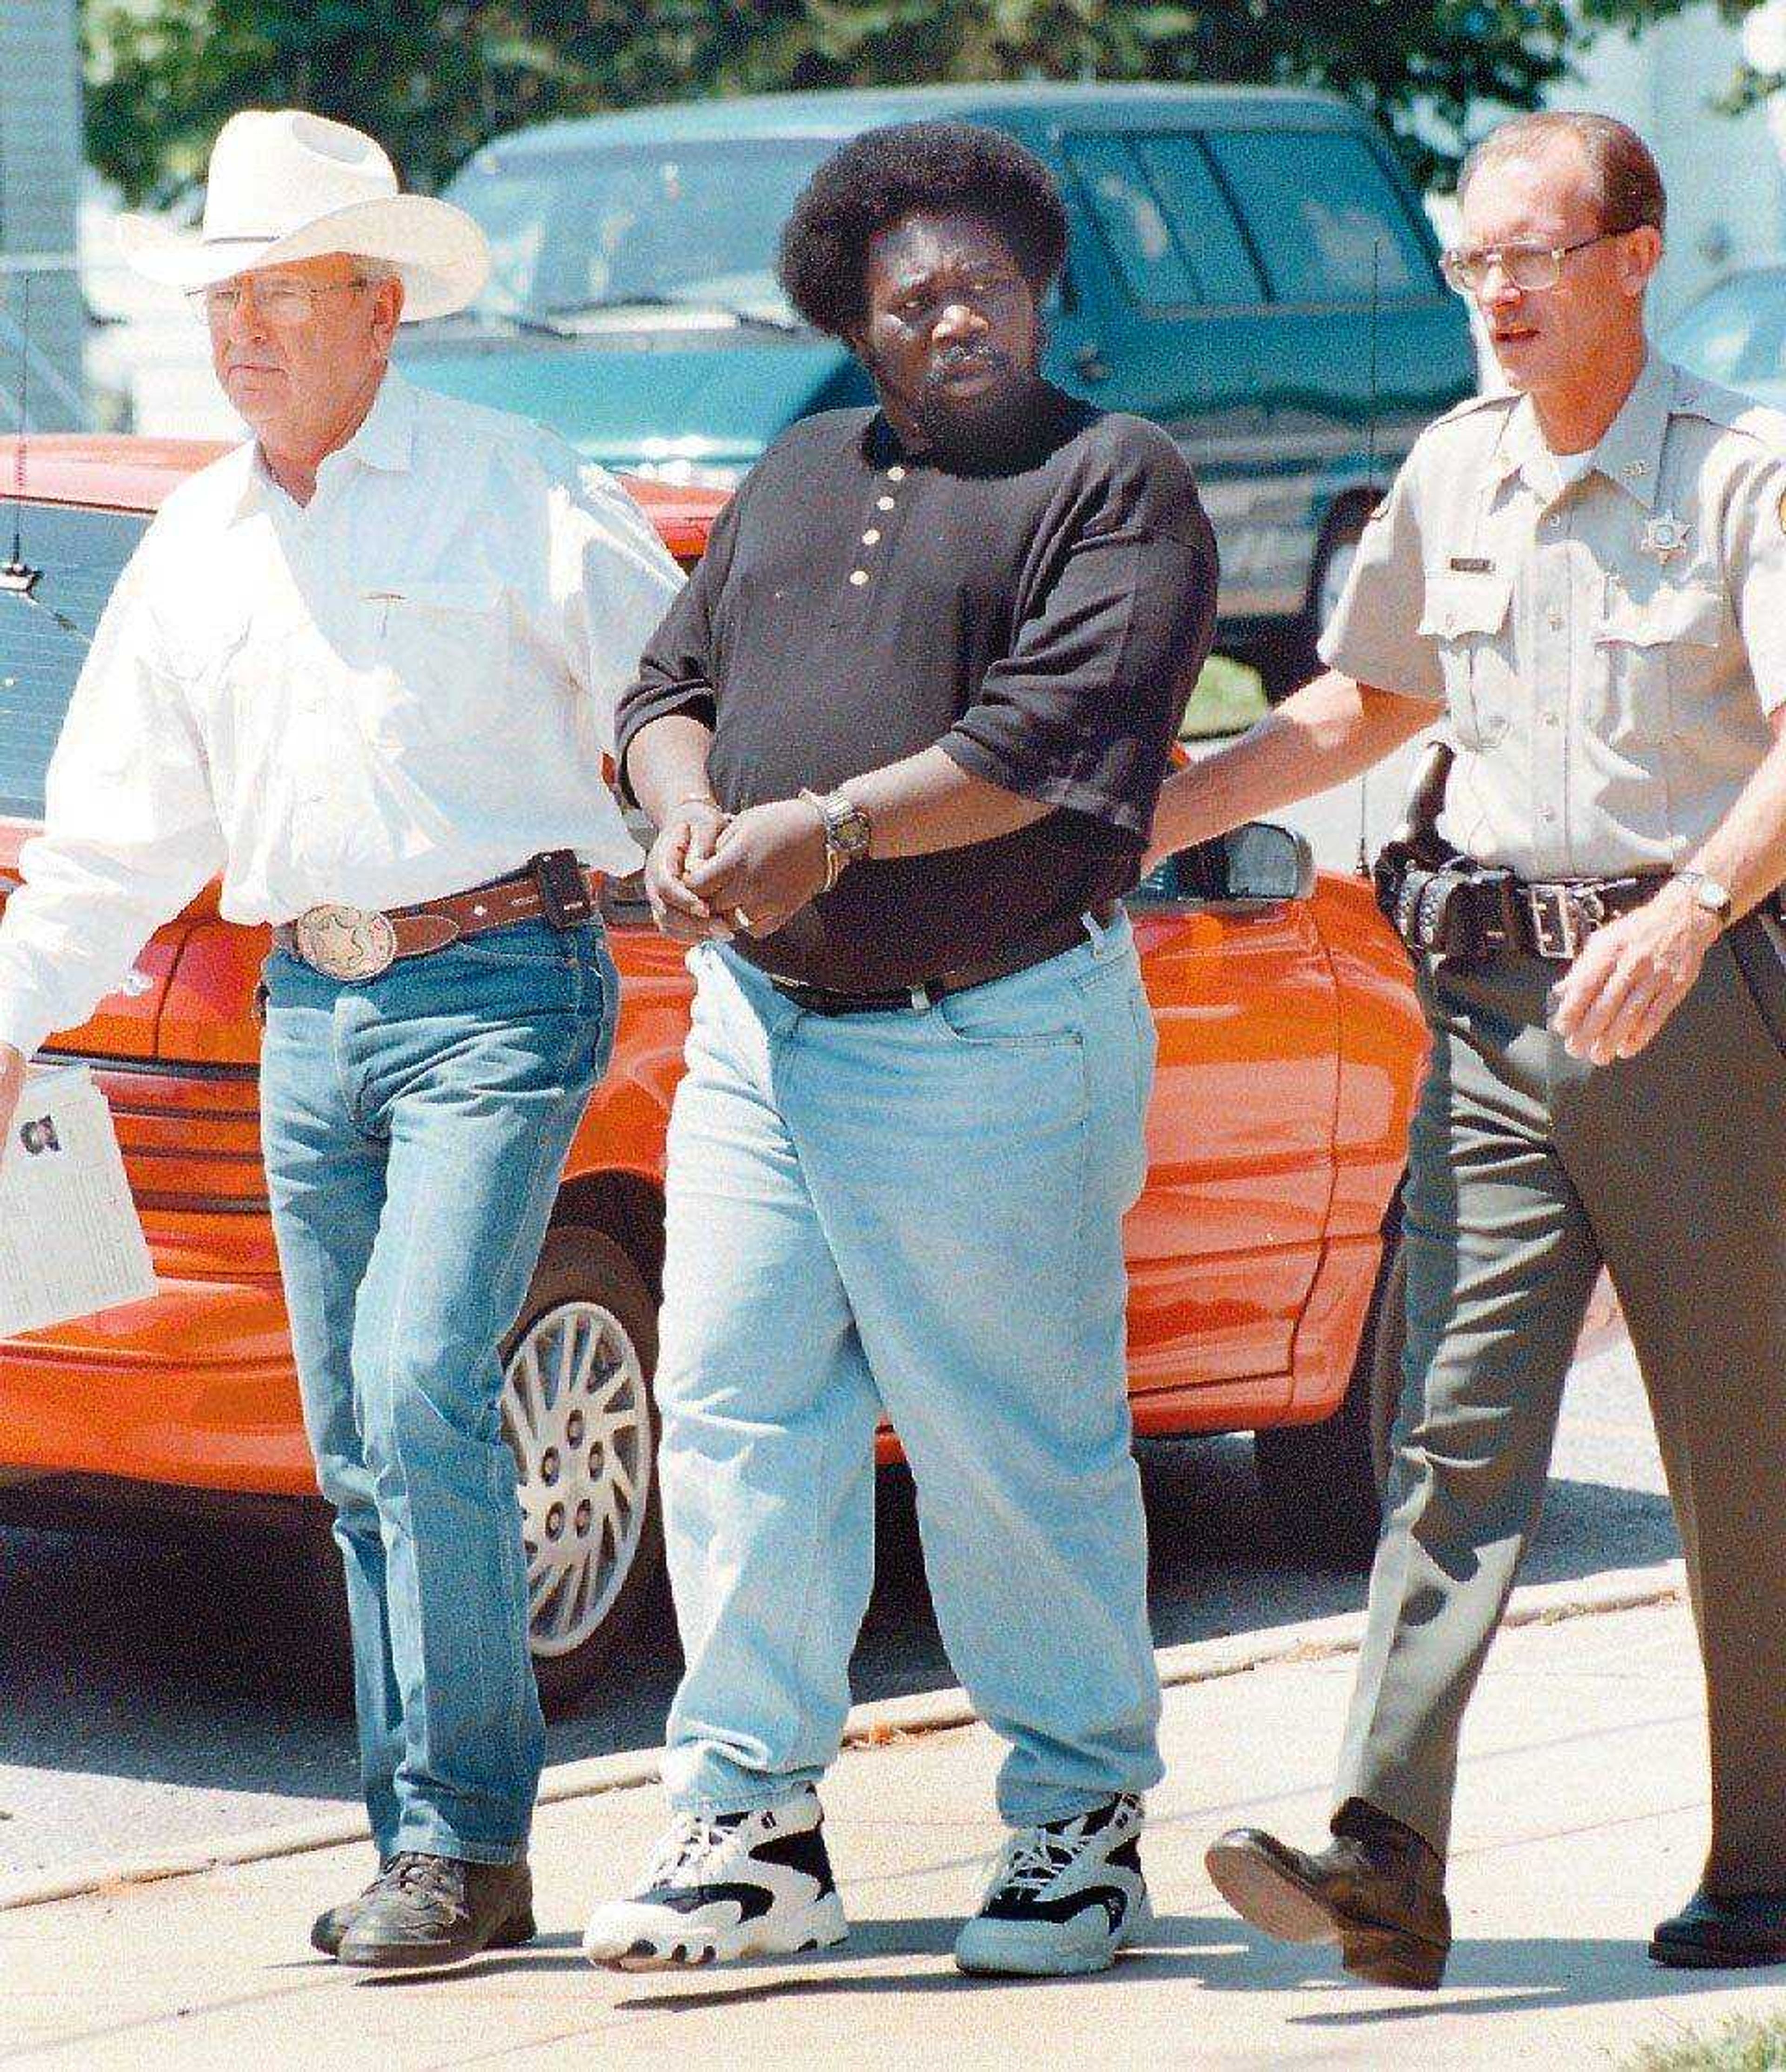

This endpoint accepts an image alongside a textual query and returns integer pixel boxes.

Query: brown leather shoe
[336,1852,536,1971]
[1651,1888,1786,1969]
[1206,1805,1451,1990]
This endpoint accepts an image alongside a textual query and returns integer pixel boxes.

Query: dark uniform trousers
[1336,921,1786,1892]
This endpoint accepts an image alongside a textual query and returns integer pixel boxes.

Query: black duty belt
[768,901,1120,1016]
[1512,876,1659,960]
[1376,840,1666,965]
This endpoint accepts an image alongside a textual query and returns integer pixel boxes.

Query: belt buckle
[293,903,398,980]
[1526,883,1604,960]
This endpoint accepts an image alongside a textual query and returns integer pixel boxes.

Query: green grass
[1626,2014,1786,2070]
[1180,653,1267,740]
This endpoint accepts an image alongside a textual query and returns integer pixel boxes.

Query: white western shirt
[0,371,684,1057]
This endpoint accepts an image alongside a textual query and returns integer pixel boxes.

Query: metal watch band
[799,788,872,892]
[1676,868,1733,923]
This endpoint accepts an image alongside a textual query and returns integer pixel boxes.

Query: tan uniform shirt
[1320,350,1786,878]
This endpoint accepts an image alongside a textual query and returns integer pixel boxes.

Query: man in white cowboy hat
[0,109,682,1967]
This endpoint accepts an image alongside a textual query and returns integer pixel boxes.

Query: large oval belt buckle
[293,903,398,981]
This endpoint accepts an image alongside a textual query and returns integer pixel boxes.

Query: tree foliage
[80,0,1758,205]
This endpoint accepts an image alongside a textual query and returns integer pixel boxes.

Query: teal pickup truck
[397,83,1477,693]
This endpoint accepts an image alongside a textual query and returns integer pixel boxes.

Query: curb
[0,1558,1684,1915]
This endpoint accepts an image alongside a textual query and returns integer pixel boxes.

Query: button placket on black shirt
[832,460,909,627]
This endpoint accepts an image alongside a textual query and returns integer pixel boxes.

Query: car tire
[1253,1219,1406,1569]
[500,1224,664,1713]
[1253,497,1375,706]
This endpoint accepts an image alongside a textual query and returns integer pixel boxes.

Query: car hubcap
[502,1299,652,1660]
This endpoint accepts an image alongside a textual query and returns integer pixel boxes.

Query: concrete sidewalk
[6,1594,1784,2071]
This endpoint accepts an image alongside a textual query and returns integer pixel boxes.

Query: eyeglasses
[185,276,374,324]
[1439,231,1622,297]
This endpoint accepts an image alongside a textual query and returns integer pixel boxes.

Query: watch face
[837,809,872,858]
[825,796,871,858]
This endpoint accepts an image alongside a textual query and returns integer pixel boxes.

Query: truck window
[0,507,146,818]
[1065,136,1200,308]
[446,138,834,326]
[1203,131,1436,304]
[1129,135,1263,306]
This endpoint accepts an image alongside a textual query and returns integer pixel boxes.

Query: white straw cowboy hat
[117,109,489,321]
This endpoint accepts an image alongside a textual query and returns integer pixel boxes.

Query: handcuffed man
[579,121,1217,1978]
[1150,111,1786,1985]
[0,110,681,1966]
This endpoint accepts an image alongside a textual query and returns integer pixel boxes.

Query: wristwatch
[1674,868,1734,926]
[799,788,873,892]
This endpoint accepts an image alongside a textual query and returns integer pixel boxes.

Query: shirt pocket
[364,576,513,758]
[1590,579,1722,751]
[1418,573,1514,749]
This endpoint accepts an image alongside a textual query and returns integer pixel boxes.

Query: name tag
[1446,555,1495,574]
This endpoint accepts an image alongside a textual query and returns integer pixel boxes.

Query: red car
[0,437,1425,1705]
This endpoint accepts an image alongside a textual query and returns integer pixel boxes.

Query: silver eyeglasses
[1439,230,1622,298]
[185,275,375,324]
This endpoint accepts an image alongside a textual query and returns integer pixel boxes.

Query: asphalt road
[0,757,1678,1885]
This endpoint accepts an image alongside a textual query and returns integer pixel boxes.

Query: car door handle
[1072,342,1111,384]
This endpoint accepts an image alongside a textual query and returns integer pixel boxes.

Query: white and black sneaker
[954,1792,1153,1976]
[582,1786,848,1970]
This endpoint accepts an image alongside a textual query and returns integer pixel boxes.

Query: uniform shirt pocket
[1418,572,1514,749]
[1591,579,1722,750]
[364,575,513,758]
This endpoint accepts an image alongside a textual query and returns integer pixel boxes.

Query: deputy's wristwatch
[1675,868,1734,926]
[799,788,873,892]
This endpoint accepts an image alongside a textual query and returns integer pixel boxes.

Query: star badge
[1639,514,1691,564]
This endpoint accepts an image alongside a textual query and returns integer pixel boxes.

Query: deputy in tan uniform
[1149,109,1786,1987]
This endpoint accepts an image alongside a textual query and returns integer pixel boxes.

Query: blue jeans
[657,912,1164,1826]
[260,917,616,1863]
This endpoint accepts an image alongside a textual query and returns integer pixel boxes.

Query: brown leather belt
[273,852,603,981]
[768,900,1122,1016]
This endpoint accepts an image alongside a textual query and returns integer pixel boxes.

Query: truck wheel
[1253,1224,1405,1568]
[500,1225,663,1712]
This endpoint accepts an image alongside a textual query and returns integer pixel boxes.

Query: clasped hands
[643,797,829,945]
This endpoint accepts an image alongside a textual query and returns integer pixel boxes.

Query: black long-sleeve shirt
[616,387,1218,993]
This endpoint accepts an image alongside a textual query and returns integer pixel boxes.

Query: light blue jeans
[657,912,1164,1826]
[260,917,616,1864]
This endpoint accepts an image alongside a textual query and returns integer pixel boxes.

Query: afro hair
[777,120,1070,339]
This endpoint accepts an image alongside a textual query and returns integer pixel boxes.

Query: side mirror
[1222,821,1317,903]
[1135,821,1316,906]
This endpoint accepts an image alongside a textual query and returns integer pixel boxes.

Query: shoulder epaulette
[1669,365,1786,456]
[1427,387,1518,431]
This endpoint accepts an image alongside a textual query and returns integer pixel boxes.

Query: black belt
[1376,831,1672,963]
[767,902,1120,1016]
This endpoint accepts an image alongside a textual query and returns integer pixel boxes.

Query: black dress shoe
[1651,1887,1786,1969]
[310,1859,391,1957]
[336,1852,536,1970]
[1206,1804,1451,1990]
